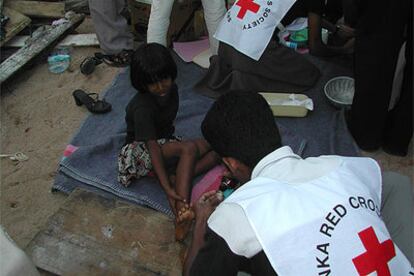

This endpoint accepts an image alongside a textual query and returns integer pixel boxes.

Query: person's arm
[185,226,249,276]
[183,191,218,276]
[183,212,209,276]
[132,106,184,214]
[183,191,244,276]
[146,140,183,215]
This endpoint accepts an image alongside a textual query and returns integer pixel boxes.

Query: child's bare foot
[177,204,195,222]
[175,204,195,242]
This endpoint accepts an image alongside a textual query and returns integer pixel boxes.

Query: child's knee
[181,141,199,157]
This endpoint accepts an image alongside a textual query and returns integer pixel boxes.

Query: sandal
[72,89,112,114]
[80,56,103,75]
[95,49,134,67]
[79,50,133,75]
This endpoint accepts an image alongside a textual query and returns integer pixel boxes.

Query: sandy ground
[1,17,413,252]
[0,18,124,248]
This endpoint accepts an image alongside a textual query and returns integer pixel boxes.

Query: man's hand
[183,190,224,276]
[336,24,355,40]
[193,190,224,222]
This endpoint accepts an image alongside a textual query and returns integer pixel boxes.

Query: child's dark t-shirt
[124,84,179,144]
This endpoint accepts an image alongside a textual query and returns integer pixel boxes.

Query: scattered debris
[0,7,31,47]
[0,12,85,83]
[4,0,66,19]
[0,152,29,162]
[5,33,99,48]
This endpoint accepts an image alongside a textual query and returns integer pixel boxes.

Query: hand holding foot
[193,190,224,222]
[166,188,186,216]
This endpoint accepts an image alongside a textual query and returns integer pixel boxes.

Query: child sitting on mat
[118,43,218,241]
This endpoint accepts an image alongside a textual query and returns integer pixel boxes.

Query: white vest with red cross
[222,157,413,275]
[214,0,296,60]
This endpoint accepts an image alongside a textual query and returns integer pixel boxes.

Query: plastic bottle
[48,47,71,74]
[285,41,298,50]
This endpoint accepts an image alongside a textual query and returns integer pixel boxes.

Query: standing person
[183,91,413,275]
[146,0,226,54]
[88,0,134,66]
[117,43,218,241]
[346,0,412,156]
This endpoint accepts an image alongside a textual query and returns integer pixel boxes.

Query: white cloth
[147,0,226,54]
[214,0,296,60]
[0,226,40,276]
[389,42,406,111]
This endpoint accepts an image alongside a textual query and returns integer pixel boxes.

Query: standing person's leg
[381,171,414,263]
[383,11,413,156]
[200,0,226,55]
[88,0,134,55]
[146,0,174,46]
[347,0,406,150]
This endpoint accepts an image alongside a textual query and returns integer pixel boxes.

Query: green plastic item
[290,28,308,43]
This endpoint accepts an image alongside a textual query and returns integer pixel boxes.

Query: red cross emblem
[352,226,396,276]
[235,0,261,19]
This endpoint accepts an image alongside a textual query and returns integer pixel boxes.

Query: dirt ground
[1,16,413,254]
[0,18,125,248]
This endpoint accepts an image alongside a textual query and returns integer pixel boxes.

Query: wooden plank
[0,7,31,47]
[0,12,84,84]
[4,1,65,18]
[65,0,89,14]
[5,33,99,48]
[26,189,183,275]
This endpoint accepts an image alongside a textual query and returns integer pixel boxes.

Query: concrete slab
[26,189,184,275]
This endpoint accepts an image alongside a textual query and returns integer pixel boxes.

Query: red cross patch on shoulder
[235,0,261,19]
[352,226,396,276]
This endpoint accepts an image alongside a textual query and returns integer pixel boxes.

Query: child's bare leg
[160,140,219,240]
[194,151,220,176]
[192,139,220,176]
[174,141,199,240]
[160,141,196,216]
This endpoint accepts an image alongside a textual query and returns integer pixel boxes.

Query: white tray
[259,92,310,117]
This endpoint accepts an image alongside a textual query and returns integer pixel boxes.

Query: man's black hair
[201,91,282,169]
[130,43,177,93]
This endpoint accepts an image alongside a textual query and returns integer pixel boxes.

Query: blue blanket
[53,55,359,217]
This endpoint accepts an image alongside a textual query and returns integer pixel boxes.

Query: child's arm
[146,140,184,215]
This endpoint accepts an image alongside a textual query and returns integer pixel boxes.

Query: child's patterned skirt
[118,137,180,187]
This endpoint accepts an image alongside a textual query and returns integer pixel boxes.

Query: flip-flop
[72,89,112,114]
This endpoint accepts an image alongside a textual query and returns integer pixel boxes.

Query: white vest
[214,0,296,60]
[219,157,413,275]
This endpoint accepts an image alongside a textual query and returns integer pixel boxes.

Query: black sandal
[96,49,134,67]
[72,89,112,114]
[80,55,103,75]
[80,50,133,75]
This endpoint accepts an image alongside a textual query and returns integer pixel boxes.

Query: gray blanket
[53,54,359,217]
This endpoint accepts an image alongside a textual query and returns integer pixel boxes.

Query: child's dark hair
[201,91,282,168]
[130,43,177,93]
